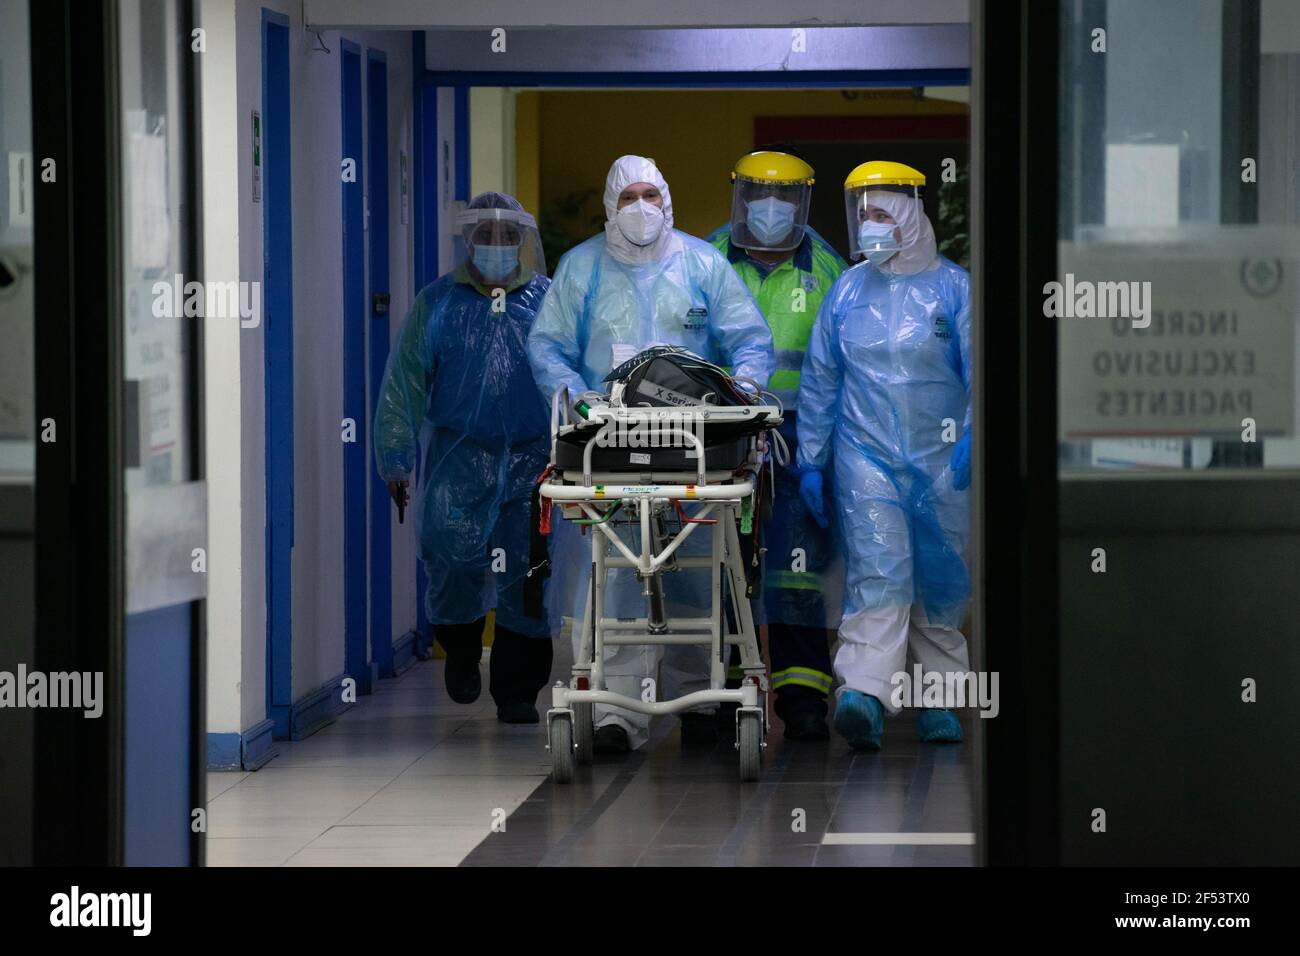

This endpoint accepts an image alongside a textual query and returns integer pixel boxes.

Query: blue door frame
[411,33,437,647]
[262,9,294,737]
[341,40,369,695]
[367,49,395,677]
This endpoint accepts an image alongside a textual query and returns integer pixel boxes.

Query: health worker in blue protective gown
[373,192,555,724]
[528,155,775,753]
[796,161,973,752]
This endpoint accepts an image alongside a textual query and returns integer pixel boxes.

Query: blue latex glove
[799,469,829,529]
[950,432,971,491]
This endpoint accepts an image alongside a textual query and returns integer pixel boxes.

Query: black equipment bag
[602,346,757,409]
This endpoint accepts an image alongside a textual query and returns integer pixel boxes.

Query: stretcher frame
[540,392,779,782]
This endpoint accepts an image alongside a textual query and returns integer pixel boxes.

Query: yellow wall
[514,91,541,216]
[520,88,967,241]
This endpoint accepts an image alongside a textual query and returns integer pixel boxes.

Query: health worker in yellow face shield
[706,148,846,741]
[796,161,973,751]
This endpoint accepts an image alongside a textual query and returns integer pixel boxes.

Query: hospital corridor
[1,0,1298,931]
[204,639,975,866]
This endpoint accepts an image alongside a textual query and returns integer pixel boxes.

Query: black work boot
[489,625,554,723]
[593,724,631,754]
[775,685,830,741]
[679,711,719,746]
[496,702,540,724]
[782,712,830,741]
[436,619,485,704]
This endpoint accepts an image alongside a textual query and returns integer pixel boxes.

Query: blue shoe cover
[917,708,963,742]
[833,690,884,751]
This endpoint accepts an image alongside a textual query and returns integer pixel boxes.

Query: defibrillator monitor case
[603,346,757,409]
[554,347,776,472]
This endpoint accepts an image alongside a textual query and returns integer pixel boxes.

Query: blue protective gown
[527,228,775,643]
[374,266,552,637]
[525,229,775,744]
[796,256,972,630]
[527,231,776,404]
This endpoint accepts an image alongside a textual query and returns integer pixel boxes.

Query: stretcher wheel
[737,711,762,782]
[573,702,594,765]
[550,714,575,783]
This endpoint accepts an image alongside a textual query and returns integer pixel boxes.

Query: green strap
[764,569,824,592]
[771,667,834,694]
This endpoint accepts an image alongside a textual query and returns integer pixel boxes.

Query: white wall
[199,0,248,736]
[202,0,419,738]
[435,87,458,270]
[469,88,515,198]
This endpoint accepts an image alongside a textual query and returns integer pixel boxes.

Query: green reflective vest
[709,226,846,410]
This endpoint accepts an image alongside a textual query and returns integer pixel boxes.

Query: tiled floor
[462,699,975,866]
[204,659,552,867]
[206,647,976,867]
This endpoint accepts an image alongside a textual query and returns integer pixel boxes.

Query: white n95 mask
[615,200,667,246]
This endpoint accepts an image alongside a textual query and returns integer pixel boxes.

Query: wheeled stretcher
[540,384,783,782]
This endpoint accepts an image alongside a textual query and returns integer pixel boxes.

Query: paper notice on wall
[127,111,171,271]
[1089,438,1184,469]
[1057,231,1297,439]
[1105,143,1180,228]
[7,152,34,228]
[400,149,409,225]
[252,110,262,203]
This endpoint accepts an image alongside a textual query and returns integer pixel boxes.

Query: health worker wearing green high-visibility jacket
[707,148,846,741]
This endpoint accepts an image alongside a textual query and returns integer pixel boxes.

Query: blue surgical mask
[857,220,900,265]
[746,197,798,246]
[471,243,520,281]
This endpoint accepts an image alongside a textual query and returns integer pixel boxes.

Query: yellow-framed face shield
[728,151,815,253]
[843,161,925,262]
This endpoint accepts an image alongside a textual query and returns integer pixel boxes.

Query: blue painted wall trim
[412,31,437,647]
[391,628,419,676]
[411,33,424,290]
[412,31,437,291]
[290,673,354,741]
[243,718,279,770]
[206,718,279,771]
[341,40,371,696]
[262,9,295,740]
[453,86,469,201]
[367,49,394,683]
[207,733,241,770]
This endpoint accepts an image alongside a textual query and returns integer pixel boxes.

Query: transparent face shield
[730,178,812,253]
[845,184,918,263]
[452,205,548,282]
